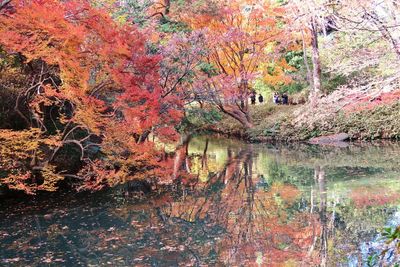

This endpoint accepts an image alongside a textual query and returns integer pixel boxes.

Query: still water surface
[1,136,400,266]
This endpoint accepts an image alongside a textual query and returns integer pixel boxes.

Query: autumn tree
[0,0,182,194]
[158,31,208,102]
[113,0,295,128]
[183,0,294,128]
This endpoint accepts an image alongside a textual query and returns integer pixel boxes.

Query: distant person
[273,92,279,104]
[250,92,256,105]
[258,94,264,104]
[282,93,288,105]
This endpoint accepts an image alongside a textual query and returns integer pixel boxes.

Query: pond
[1,135,400,266]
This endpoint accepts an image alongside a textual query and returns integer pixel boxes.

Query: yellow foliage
[37,165,64,192]
[0,129,64,194]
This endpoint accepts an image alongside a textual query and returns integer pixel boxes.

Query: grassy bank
[192,96,400,142]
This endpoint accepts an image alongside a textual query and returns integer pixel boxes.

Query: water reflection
[1,136,400,266]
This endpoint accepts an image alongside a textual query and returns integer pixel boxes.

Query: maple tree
[158,31,208,102]
[0,0,182,194]
[181,0,294,128]
[113,0,298,129]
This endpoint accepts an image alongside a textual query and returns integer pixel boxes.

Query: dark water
[1,136,400,266]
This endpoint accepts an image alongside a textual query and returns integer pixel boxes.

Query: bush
[322,72,349,94]
[278,82,307,95]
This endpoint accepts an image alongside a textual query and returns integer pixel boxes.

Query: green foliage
[198,62,218,77]
[335,101,400,140]
[276,0,288,4]
[278,82,307,94]
[184,107,222,127]
[382,226,400,242]
[111,0,154,26]
[146,42,159,55]
[253,79,273,97]
[366,253,379,266]
[321,72,349,94]
[365,226,400,266]
[285,50,304,70]
[158,17,190,33]
[266,51,309,95]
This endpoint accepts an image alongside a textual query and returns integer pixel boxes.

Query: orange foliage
[184,0,293,86]
[0,0,182,193]
[171,0,296,127]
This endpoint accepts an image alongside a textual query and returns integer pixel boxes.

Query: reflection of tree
[308,164,400,266]
[201,138,209,170]
[160,141,318,266]
[3,137,400,266]
[315,166,328,267]
[172,134,192,180]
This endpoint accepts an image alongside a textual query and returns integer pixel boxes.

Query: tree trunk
[218,81,253,129]
[219,105,253,129]
[310,18,322,104]
[301,30,313,88]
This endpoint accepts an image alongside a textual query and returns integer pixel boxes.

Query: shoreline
[194,99,400,144]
